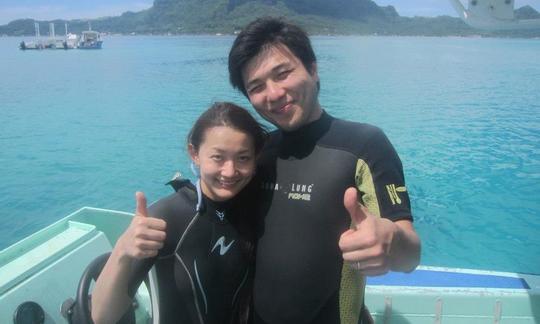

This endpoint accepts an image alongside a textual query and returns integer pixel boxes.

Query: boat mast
[49,22,55,38]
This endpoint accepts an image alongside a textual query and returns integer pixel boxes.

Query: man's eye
[238,155,252,162]
[211,155,222,161]
[277,70,291,80]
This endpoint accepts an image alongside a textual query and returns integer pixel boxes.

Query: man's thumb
[343,187,367,228]
[135,191,148,217]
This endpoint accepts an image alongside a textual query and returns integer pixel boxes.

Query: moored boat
[77,31,103,50]
[19,22,103,51]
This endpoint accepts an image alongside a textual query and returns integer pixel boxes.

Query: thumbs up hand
[338,187,398,276]
[116,192,167,261]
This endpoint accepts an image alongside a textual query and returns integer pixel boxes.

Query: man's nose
[267,81,285,102]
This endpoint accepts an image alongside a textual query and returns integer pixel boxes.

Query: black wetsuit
[128,179,255,324]
[253,111,413,324]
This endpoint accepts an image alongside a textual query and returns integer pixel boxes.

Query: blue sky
[1,0,539,25]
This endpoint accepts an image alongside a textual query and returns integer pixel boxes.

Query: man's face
[242,44,322,131]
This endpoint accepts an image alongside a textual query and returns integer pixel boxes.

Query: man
[228,17,421,324]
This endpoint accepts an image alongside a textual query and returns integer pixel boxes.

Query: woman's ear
[188,144,199,165]
[254,151,262,163]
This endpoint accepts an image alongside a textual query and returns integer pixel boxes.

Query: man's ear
[309,62,319,81]
[188,144,199,165]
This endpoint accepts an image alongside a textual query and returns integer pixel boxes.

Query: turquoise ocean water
[1,35,539,274]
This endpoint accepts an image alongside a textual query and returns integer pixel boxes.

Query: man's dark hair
[228,17,317,97]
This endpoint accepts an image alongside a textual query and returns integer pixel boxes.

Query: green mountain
[515,5,540,19]
[1,0,539,37]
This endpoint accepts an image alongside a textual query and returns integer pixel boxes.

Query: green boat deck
[1,207,539,323]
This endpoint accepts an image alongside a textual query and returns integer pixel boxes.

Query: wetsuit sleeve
[125,200,165,298]
[126,193,190,297]
[355,127,412,222]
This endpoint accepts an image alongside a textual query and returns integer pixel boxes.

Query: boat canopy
[449,0,540,30]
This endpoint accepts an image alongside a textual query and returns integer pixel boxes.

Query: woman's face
[190,126,256,202]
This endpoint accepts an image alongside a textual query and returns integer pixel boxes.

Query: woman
[91,102,266,324]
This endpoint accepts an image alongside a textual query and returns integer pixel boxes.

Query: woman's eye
[248,84,263,94]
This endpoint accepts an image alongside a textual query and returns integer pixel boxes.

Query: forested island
[1,0,539,37]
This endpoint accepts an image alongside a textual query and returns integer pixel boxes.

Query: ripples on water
[0,35,538,274]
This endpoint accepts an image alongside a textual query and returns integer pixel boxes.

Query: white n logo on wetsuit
[211,236,235,255]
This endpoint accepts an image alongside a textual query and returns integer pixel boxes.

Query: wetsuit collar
[282,110,332,139]
[195,179,203,212]
[203,196,233,223]
[279,110,333,158]
[196,180,236,223]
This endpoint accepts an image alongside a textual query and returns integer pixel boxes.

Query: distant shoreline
[3,33,539,40]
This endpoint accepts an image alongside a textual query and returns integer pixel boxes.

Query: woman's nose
[221,160,237,177]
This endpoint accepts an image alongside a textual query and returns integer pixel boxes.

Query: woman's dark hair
[228,17,317,97]
[188,102,267,154]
